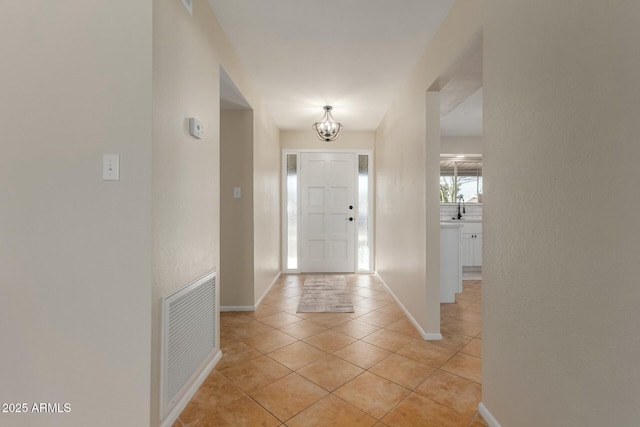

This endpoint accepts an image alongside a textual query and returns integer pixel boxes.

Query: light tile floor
[174,274,486,427]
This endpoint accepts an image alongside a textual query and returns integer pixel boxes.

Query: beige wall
[152,2,220,423]
[252,101,281,303]
[375,0,485,336]
[152,0,280,424]
[281,129,375,151]
[441,136,483,155]
[483,1,640,425]
[0,2,152,426]
[220,109,254,307]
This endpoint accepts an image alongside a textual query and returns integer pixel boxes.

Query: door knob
[347,217,354,221]
[349,205,353,209]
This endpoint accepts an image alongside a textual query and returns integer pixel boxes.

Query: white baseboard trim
[219,272,282,312]
[220,306,255,312]
[375,273,442,340]
[160,349,222,427]
[478,402,502,427]
[424,333,443,340]
[255,272,281,308]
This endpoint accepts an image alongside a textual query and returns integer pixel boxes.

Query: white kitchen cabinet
[461,222,482,267]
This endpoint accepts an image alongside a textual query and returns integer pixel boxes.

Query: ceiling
[440,88,483,137]
[210,0,481,135]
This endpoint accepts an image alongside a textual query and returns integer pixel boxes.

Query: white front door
[300,152,356,273]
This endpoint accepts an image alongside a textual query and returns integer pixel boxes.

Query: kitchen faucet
[457,195,466,219]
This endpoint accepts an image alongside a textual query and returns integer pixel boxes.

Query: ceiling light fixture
[313,106,343,142]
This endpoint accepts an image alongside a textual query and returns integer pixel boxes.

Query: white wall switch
[103,154,120,181]
[189,118,204,139]
[233,187,241,198]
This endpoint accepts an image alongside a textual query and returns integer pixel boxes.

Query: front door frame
[281,149,374,274]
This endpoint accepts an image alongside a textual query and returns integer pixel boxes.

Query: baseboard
[220,272,282,312]
[160,349,222,427]
[220,306,255,312]
[375,273,442,340]
[424,333,443,340]
[255,272,281,308]
[478,402,502,427]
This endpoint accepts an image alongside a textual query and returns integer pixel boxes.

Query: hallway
[175,275,485,426]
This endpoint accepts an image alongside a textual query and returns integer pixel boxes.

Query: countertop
[440,219,482,224]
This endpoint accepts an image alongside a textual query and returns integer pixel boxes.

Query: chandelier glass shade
[313,106,343,142]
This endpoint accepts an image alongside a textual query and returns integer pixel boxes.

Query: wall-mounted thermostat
[189,118,204,139]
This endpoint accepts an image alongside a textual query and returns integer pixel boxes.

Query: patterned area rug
[296,274,355,313]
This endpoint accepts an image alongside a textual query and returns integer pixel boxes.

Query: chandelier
[312,106,343,142]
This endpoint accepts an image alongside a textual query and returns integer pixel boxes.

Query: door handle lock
[349,205,354,209]
[347,217,354,221]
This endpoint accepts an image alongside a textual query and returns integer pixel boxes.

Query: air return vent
[160,271,216,419]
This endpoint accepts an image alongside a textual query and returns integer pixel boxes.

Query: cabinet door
[462,232,482,266]
[461,233,473,266]
[473,234,482,266]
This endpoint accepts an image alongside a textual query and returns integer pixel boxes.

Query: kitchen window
[440,158,483,203]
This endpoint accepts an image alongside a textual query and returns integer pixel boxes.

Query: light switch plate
[233,187,241,198]
[189,118,204,139]
[103,154,120,181]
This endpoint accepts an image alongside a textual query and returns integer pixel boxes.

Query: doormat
[296,275,355,313]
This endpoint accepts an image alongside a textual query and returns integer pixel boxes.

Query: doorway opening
[220,67,254,308]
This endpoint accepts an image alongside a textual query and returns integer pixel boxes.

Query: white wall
[281,130,375,151]
[483,1,640,425]
[375,0,485,336]
[441,136,483,155]
[252,100,281,304]
[220,109,254,307]
[152,1,280,424]
[0,2,152,426]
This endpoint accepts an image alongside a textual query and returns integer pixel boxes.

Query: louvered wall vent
[160,271,216,419]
